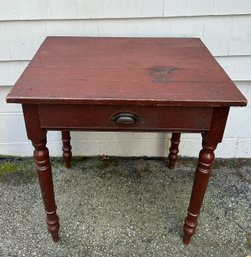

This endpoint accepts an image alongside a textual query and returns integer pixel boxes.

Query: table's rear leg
[62,131,72,168]
[168,133,181,169]
[33,138,60,242]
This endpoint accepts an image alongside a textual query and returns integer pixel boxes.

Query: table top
[7,37,247,107]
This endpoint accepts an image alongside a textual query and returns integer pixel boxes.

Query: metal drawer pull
[112,112,138,124]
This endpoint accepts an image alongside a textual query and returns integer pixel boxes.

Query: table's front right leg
[32,138,60,242]
[183,107,229,244]
[183,139,217,244]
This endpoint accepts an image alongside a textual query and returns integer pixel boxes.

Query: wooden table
[6,37,247,244]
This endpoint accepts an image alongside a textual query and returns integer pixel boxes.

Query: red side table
[6,37,247,244]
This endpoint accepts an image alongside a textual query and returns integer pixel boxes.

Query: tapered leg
[33,139,60,242]
[62,131,72,168]
[168,133,181,169]
[183,139,217,244]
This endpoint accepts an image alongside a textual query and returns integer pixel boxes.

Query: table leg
[183,138,217,244]
[62,131,72,168]
[22,105,60,242]
[168,133,181,169]
[33,138,60,242]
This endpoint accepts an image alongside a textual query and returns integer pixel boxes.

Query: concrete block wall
[0,1,251,158]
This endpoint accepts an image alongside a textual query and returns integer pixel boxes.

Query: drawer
[38,104,213,131]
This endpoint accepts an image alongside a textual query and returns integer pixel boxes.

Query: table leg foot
[62,131,72,168]
[52,234,60,242]
[33,139,60,242]
[183,211,198,244]
[183,140,216,244]
[168,133,181,169]
[46,210,60,242]
[183,229,193,245]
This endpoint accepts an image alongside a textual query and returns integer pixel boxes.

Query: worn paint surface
[6,37,246,107]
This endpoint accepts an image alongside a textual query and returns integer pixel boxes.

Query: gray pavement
[0,156,250,257]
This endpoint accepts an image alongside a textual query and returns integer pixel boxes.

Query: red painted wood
[168,133,181,169]
[62,131,72,169]
[33,139,60,242]
[22,105,59,242]
[183,107,229,244]
[7,37,247,107]
[38,104,213,131]
[6,37,247,244]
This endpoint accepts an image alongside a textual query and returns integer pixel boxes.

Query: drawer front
[38,104,213,131]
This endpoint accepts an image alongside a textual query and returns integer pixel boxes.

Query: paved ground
[0,156,250,257]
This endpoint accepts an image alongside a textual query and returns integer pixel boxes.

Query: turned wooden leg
[33,139,60,242]
[62,131,72,168]
[183,139,217,244]
[168,133,181,169]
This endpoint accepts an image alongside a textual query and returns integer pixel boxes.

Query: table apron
[38,104,213,132]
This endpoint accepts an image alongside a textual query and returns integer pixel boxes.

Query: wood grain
[6,37,247,107]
